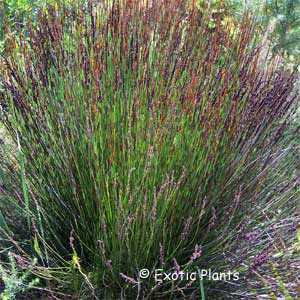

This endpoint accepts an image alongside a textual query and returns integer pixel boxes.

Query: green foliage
[198,0,300,67]
[2,0,34,31]
[250,220,300,299]
[0,252,39,300]
[0,0,82,43]
[232,0,300,66]
[263,1,300,61]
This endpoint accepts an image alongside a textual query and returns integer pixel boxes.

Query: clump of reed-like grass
[0,0,298,298]
[219,137,300,299]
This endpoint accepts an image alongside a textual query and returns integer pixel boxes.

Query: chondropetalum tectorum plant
[0,0,298,299]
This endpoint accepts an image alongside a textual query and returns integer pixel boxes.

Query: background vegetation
[1,0,300,65]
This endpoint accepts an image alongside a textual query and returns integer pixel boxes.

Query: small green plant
[0,252,39,300]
